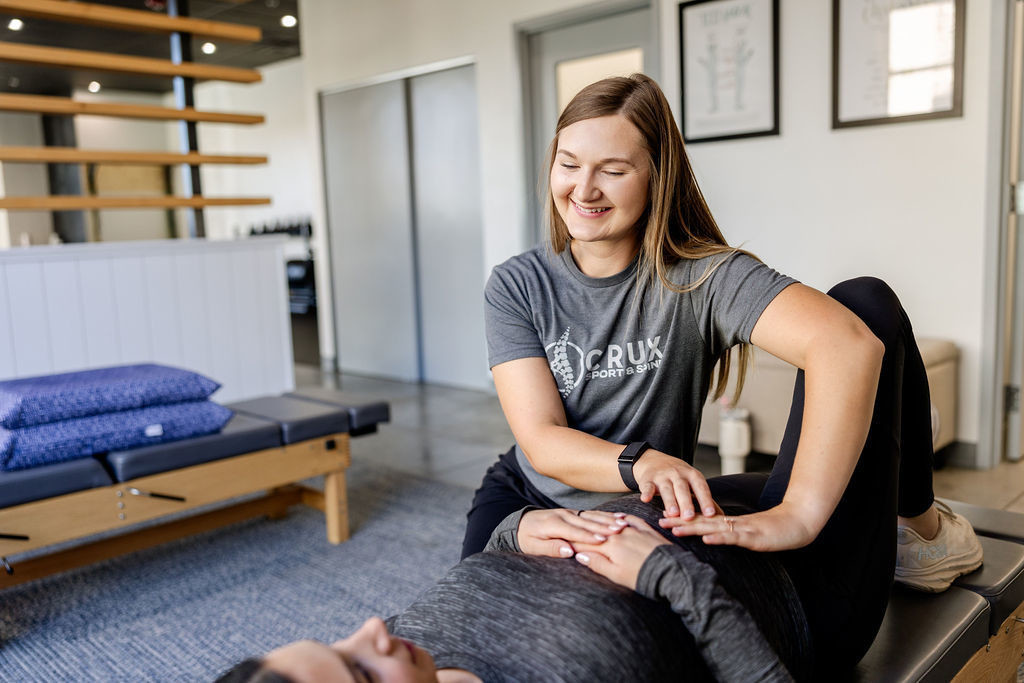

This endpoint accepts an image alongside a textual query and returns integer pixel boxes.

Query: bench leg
[266,487,291,520]
[323,469,349,544]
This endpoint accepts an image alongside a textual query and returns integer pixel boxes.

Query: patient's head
[214,617,438,683]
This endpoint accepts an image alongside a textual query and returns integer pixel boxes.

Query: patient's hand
[571,515,670,590]
[518,508,628,558]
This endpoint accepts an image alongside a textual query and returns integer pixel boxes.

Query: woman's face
[550,114,651,249]
[262,617,438,683]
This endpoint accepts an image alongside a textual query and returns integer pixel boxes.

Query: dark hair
[213,658,293,683]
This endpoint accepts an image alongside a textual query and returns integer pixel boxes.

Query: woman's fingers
[658,514,746,546]
[621,514,664,538]
[639,481,656,503]
[687,474,718,517]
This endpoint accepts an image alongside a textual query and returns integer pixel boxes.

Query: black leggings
[461,277,934,671]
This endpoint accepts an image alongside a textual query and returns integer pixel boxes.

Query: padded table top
[103,413,282,483]
[941,498,1024,544]
[286,388,390,431]
[0,457,112,509]
[228,395,349,444]
[855,586,989,683]
[953,535,1024,633]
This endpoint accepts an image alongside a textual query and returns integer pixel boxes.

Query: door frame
[980,0,1017,469]
[516,0,659,249]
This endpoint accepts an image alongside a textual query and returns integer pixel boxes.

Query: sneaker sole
[894,545,984,593]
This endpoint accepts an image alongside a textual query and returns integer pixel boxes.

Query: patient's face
[263,617,438,682]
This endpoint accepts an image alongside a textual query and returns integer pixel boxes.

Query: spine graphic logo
[547,327,584,398]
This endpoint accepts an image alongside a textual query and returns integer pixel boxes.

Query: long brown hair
[545,73,753,403]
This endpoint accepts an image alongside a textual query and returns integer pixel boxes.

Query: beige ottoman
[698,338,959,461]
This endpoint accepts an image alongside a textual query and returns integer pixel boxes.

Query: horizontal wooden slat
[0,43,262,83]
[0,488,304,589]
[0,196,271,210]
[0,93,264,124]
[0,0,261,42]
[0,146,267,165]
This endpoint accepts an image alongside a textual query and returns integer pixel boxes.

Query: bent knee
[826,277,905,344]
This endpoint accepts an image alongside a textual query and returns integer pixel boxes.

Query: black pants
[461,277,934,670]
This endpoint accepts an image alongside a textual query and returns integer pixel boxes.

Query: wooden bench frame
[953,602,1024,681]
[0,432,350,589]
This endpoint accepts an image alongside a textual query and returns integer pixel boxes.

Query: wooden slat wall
[0,43,262,83]
[0,196,271,210]
[0,93,264,124]
[0,2,270,218]
[0,147,267,165]
[0,239,294,402]
[0,0,262,42]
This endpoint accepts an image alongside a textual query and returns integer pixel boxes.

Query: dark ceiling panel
[0,0,300,95]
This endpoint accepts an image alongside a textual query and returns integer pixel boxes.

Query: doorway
[998,1,1024,465]
[521,3,659,245]
[319,63,487,389]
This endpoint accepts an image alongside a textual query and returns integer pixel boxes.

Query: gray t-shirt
[485,245,797,508]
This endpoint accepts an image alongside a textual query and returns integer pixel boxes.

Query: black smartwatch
[617,441,651,492]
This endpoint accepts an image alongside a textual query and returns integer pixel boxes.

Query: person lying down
[214,494,812,683]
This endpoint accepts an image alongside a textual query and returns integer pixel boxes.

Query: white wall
[656,0,995,443]
[193,57,317,241]
[293,0,999,446]
[298,0,607,377]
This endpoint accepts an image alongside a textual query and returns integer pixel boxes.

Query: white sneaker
[895,501,983,593]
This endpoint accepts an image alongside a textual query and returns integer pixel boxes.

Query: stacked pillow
[0,364,233,471]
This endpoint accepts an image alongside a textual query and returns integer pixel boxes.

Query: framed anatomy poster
[679,0,780,143]
[833,0,965,128]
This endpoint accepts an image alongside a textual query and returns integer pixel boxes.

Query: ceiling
[0,0,301,96]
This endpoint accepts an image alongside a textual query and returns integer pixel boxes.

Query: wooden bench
[0,393,388,589]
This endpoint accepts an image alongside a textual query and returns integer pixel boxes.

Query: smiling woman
[457,73,983,677]
[549,115,650,268]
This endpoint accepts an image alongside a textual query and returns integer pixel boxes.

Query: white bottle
[718,400,751,476]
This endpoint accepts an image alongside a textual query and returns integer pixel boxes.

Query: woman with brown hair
[461,73,982,672]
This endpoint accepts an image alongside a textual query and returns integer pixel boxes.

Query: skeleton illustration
[550,327,576,398]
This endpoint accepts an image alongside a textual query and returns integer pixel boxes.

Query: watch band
[617,441,651,492]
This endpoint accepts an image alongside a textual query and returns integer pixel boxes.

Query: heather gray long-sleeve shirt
[388,499,810,682]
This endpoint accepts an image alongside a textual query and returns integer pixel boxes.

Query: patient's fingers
[518,508,627,558]
[552,509,625,537]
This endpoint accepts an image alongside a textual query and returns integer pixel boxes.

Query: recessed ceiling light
[280,14,297,28]
[7,77,19,88]
[88,81,101,93]
[7,18,23,31]
[201,41,216,54]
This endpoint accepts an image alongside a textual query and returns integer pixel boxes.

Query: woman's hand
[517,508,628,558]
[632,451,718,520]
[658,501,818,552]
[572,515,670,590]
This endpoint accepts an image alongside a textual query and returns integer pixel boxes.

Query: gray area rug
[0,464,471,681]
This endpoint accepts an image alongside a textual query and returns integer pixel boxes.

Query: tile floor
[294,365,1024,511]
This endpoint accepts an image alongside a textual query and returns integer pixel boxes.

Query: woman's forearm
[781,327,884,535]
[518,425,630,491]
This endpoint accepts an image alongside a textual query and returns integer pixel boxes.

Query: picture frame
[832,0,965,129]
[678,0,780,144]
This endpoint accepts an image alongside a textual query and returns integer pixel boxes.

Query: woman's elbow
[849,320,885,378]
[516,431,557,478]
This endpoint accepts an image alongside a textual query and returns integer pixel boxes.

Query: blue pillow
[0,400,233,471]
[0,364,220,429]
